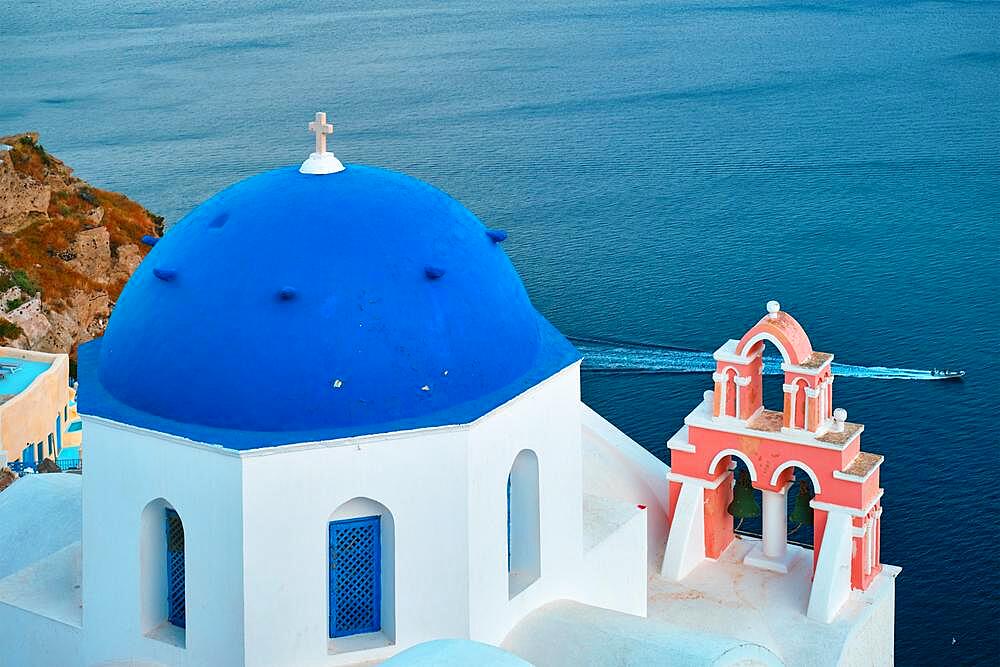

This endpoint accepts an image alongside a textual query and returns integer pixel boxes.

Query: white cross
[299,110,345,174]
[308,112,333,155]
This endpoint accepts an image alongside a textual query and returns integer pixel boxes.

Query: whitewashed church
[0,114,898,667]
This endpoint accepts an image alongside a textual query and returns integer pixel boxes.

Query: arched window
[792,378,808,429]
[725,368,738,417]
[165,509,186,628]
[140,499,186,646]
[507,449,540,598]
[328,498,395,643]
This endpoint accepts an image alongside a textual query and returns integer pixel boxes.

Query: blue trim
[55,414,62,453]
[329,515,381,638]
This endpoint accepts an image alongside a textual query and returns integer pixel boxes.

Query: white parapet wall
[580,404,668,570]
[0,601,82,666]
[579,494,647,617]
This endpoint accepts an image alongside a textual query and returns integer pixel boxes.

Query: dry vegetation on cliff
[0,133,163,357]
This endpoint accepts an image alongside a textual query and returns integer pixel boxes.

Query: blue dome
[77,165,579,449]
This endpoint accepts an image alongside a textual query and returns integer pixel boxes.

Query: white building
[0,115,897,667]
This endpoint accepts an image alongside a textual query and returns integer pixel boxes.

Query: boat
[929,368,966,379]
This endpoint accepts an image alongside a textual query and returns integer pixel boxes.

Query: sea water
[2,1,998,662]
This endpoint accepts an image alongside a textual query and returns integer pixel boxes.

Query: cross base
[300,152,345,175]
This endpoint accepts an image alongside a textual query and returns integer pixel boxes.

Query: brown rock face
[66,227,112,283]
[0,149,50,232]
[0,132,164,362]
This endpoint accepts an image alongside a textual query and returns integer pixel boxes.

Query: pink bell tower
[662,301,885,623]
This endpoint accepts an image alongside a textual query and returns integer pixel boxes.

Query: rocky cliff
[0,133,162,364]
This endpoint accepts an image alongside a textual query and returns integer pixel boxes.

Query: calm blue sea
[2,0,998,663]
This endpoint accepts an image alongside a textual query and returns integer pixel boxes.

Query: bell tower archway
[663,301,886,624]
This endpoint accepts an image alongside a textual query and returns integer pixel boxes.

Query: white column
[711,372,726,418]
[824,377,834,421]
[819,380,828,423]
[733,375,751,419]
[762,488,788,559]
[863,516,874,576]
[803,385,820,431]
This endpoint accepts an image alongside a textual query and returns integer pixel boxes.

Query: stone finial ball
[704,390,714,402]
[833,408,847,422]
[766,300,781,316]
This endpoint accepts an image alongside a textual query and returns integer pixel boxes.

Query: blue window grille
[329,515,380,638]
[36,442,43,462]
[55,415,62,454]
[165,509,186,628]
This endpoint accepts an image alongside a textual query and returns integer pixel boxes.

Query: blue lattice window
[329,516,381,638]
[165,509,186,628]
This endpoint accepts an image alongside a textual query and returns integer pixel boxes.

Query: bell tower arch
[663,301,886,624]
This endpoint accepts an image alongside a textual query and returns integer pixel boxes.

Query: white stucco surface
[581,404,668,570]
[382,639,532,666]
[504,599,783,666]
[0,541,81,626]
[0,473,81,579]
[505,535,898,666]
[0,597,82,667]
[80,419,246,667]
[0,474,84,667]
[0,361,897,667]
[648,538,898,666]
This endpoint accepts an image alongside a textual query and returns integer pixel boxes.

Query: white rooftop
[505,538,899,666]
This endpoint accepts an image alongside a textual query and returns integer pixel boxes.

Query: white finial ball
[704,390,714,403]
[833,408,847,422]
[766,300,781,318]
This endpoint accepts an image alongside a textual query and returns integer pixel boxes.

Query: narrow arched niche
[792,378,809,429]
[327,498,396,647]
[507,449,541,598]
[139,498,186,648]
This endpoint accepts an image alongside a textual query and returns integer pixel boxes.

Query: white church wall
[80,418,246,667]
[239,425,472,667]
[466,363,586,644]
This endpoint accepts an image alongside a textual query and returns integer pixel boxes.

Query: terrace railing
[8,458,82,475]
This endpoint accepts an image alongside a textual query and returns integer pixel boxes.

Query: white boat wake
[571,337,963,381]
